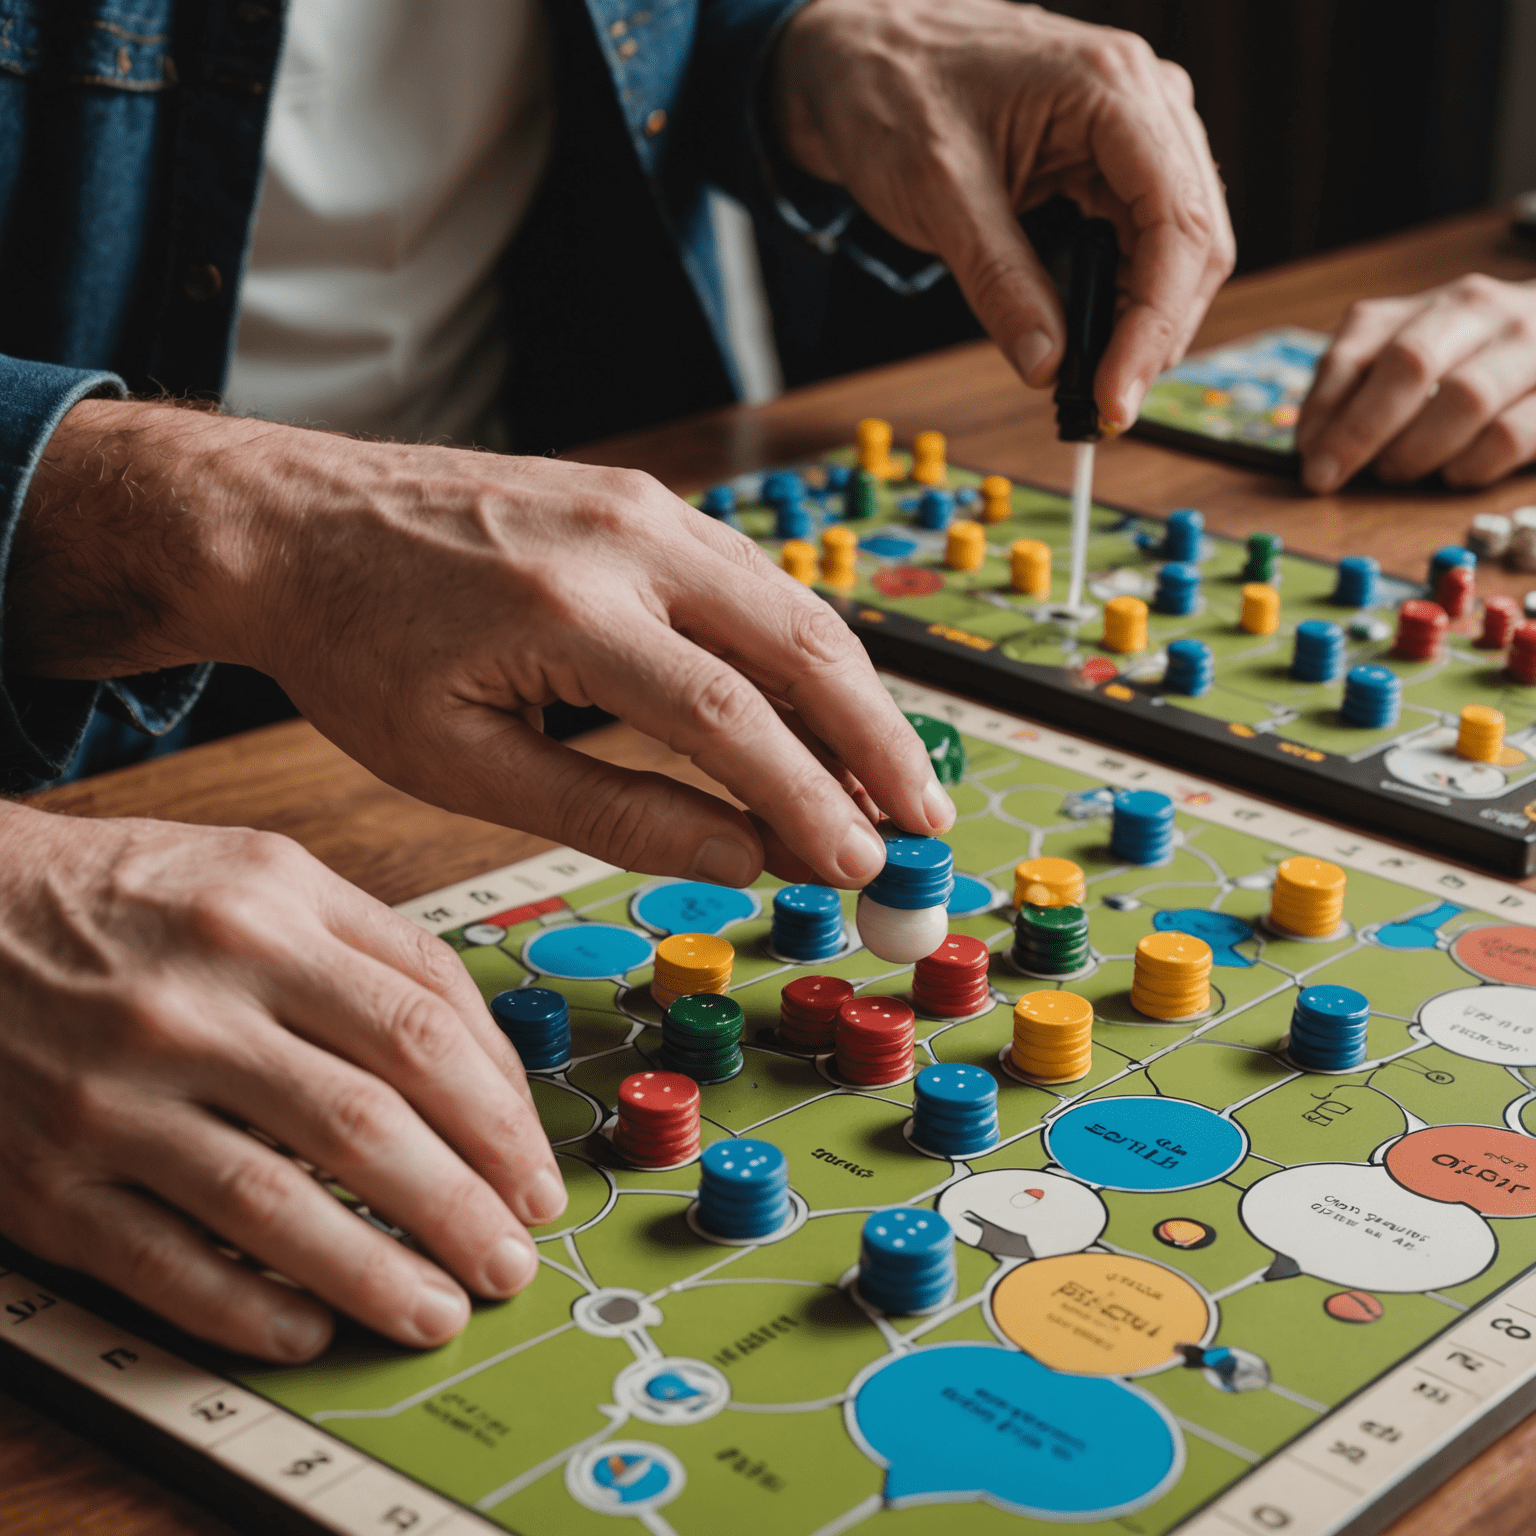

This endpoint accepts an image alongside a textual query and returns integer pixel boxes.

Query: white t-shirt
[222,0,552,446]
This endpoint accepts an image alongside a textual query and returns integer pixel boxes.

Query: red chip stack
[911,933,993,1018]
[1479,595,1521,650]
[779,975,855,1053]
[612,1071,701,1168]
[1509,622,1536,685]
[1394,600,1448,662]
[1435,563,1475,619]
[834,996,917,1086]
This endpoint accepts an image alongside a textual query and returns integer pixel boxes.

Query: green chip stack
[1012,904,1091,977]
[846,467,878,520]
[660,993,745,1083]
[904,712,967,786]
[1243,531,1282,583]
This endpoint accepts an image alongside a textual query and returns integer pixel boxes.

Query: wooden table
[7,205,1536,1536]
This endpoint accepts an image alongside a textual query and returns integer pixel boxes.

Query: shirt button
[183,263,223,303]
[645,108,666,136]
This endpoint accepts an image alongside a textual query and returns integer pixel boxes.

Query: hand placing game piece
[1296,273,1536,490]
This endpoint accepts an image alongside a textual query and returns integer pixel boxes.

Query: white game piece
[1467,511,1512,561]
[1509,508,1536,572]
[854,893,949,963]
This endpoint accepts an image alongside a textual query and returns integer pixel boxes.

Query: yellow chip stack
[1458,704,1505,763]
[911,430,947,486]
[1269,856,1346,938]
[822,525,858,586]
[1013,856,1086,909]
[1103,595,1149,654]
[651,933,735,1010]
[782,539,818,584]
[1131,931,1213,1020]
[980,474,1013,524]
[857,417,895,479]
[1241,583,1280,635]
[1010,990,1094,1083]
[945,519,986,572]
[1010,538,1051,597]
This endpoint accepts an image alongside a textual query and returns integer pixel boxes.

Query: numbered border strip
[393,847,618,935]
[0,1268,502,1536]
[1176,1271,1536,1536]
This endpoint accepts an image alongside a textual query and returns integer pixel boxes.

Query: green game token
[1243,531,1282,583]
[1013,904,1091,975]
[662,994,745,1082]
[905,712,967,785]
[846,467,878,519]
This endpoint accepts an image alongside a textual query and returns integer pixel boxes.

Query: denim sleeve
[0,356,213,793]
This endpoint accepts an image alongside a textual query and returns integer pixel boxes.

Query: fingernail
[269,1303,332,1362]
[413,1278,470,1344]
[922,779,956,831]
[1013,328,1053,382]
[836,819,887,884]
[1307,453,1340,493]
[1119,378,1149,425]
[483,1232,540,1295]
[689,835,756,888]
[526,1165,568,1227]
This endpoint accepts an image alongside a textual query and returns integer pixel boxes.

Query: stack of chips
[612,1071,701,1168]
[1013,856,1085,909]
[1111,788,1176,865]
[1012,904,1091,977]
[1458,705,1505,763]
[980,474,1012,523]
[1331,555,1379,608]
[1240,582,1280,635]
[1155,562,1201,616]
[834,995,917,1085]
[916,488,954,530]
[1340,664,1401,729]
[1436,563,1475,619]
[845,467,879,519]
[775,496,810,541]
[857,834,954,963]
[911,430,947,486]
[1270,856,1347,938]
[857,417,894,479]
[1427,544,1475,590]
[1243,532,1282,582]
[1131,932,1214,1020]
[1394,600,1448,662]
[1512,508,1536,573]
[1162,508,1204,562]
[1287,985,1370,1072]
[1103,595,1149,653]
[911,1065,1000,1157]
[911,934,992,1018]
[778,975,855,1053]
[1010,538,1051,596]
[825,464,851,492]
[858,1208,955,1314]
[821,526,857,586]
[1164,638,1214,696]
[945,519,986,571]
[771,885,845,963]
[761,470,802,507]
[660,993,745,1083]
[1290,619,1345,683]
[651,933,734,1010]
[697,1139,791,1240]
[1509,621,1536,684]
[1468,512,1513,561]
[781,540,817,584]
[1009,990,1093,1082]
[1479,595,1521,650]
[701,484,735,521]
[490,987,572,1072]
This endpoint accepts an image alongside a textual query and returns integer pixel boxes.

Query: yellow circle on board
[991,1252,1210,1375]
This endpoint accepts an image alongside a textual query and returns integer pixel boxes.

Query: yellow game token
[1241,583,1280,635]
[1269,856,1346,938]
[651,933,735,1008]
[1010,538,1051,598]
[980,474,1012,524]
[821,524,858,585]
[911,429,947,486]
[1103,595,1149,654]
[857,417,894,479]
[781,539,818,584]
[1458,704,1505,763]
[945,519,986,572]
[1013,856,1085,909]
[1131,931,1213,1020]
[1011,990,1093,1082]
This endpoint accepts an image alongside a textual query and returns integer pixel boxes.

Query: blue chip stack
[1331,555,1379,609]
[916,489,954,530]
[1428,545,1476,589]
[825,464,851,492]
[912,1064,1000,1157]
[775,495,810,541]
[1163,508,1204,562]
[697,1138,791,1239]
[1288,984,1371,1071]
[863,834,955,910]
[1111,789,1176,865]
[1164,638,1214,696]
[1291,619,1345,683]
[858,1208,956,1314]
[700,484,735,520]
[489,987,572,1072]
[1341,664,1401,728]
[761,470,803,507]
[772,884,845,962]
[1155,561,1202,616]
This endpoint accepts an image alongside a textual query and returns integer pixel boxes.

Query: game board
[12,678,1536,1536]
[712,450,1536,876]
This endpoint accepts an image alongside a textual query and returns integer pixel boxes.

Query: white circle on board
[1384,733,1507,800]
[612,1357,730,1426]
[461,923,508,946]
[1418,985,1536,1066]
[566,1440,685,1515]
[936,1168,1107,1259]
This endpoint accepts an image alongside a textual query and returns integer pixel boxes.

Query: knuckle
[320,1079,402,1165]
[411,930,469,998]
[1158,58,1195,101]
[785,600,859,673]
[1380,338,1433,388]
[1084,31,1154,81]
[378,988,460,1077]
[687,664,761,741]
[1484,415,1523,460]
[217,1151,298,1233]
[114,1217,194,1299]
[1453,272,1502,306]
[1441,372,1496,419]
[557,776,670,871]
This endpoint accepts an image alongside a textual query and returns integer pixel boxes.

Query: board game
[709,444,1536,876]
[12,678,1536,1536]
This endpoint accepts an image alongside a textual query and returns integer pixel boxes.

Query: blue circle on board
[1045,1096,1247,1192]
[522,923,654,980]
[860,532,919,560]
[630,881,759,936]
[1152,909,1255,967]
[1372,901,1460,950]
[590,1452,673,1504]
[946,873,997,917]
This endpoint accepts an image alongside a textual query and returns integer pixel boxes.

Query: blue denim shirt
[0,0,842,792]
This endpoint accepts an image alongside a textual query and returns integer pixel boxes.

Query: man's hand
[1296,275,1536,492]
[0,806,563,1360]
[774,0,1234,429]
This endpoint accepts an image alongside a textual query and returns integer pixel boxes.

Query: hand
[0,806,564,1360]
[1296,274,1536,491]
[774,0,1234,428]
[13,403,953,889]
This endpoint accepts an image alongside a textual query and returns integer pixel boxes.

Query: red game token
[618,1071,700,1124]
[782,975,855,1019]
[1434,563,1475,619]
[918,935,989,973]
[1479,595,1521,650]
[835,996,916,1083]
[836,996,916,1037]
[1393,599,1448,662]
[1510,622,1536,685]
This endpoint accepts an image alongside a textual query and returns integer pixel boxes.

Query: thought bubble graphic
[1045,1096,1247,1192]
[936,1169,1107,1260]
[848,1343,1182,1518]
[1384,1124,1536,1217]
[1240,1162,1496,1292]
[1417,985,1536,1066]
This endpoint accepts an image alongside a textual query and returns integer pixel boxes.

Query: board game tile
[528,1154,610,1241]
[1234,1078,1406,1167]
[529,1081,602,1145]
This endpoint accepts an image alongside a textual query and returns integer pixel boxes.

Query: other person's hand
[1297,274,1536,492]
[774,0,1235,429]
[0,807,563,1360]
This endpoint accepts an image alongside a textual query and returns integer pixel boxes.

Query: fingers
[1443,392,1536,487]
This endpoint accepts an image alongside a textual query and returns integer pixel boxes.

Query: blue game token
[1331,555,1379,609]
[771,884,845,962]
[912,1064,1000,1157]
[776,496,811,540]
[1341,664,1401,729]
[1162,508,1204,563]
[1288,984,1370,1071]
[916,489,954,531]
[863,834,955,910]
[825,464,851,491]
[700,484,735,519]
[1154,561,1201,616]
[490,987,572,1072]
[859,1208,955,1314]
[698,1139,791,1240]
[1428,544,1475,588]
[1291,619,1345,683]
[761,470,804,507]
[1110,789,1175,866]
[1164,638,1214,697]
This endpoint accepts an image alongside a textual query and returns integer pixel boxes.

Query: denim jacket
[0,0,841,791]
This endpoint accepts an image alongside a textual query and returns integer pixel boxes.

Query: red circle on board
[1324,1290,1385,1324]
[1079,657,1119,686]
[1384,1124,1536,1216]
[873,565,946,598]
[1452,925,1536,987]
